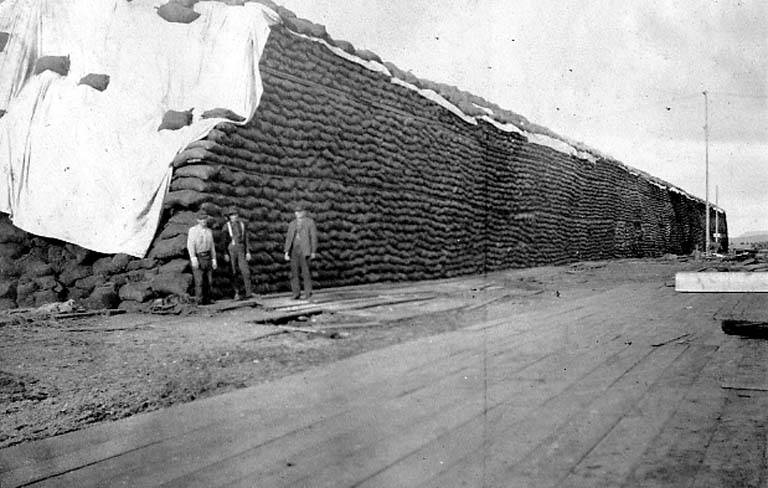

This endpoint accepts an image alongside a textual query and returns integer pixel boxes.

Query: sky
[276,0,767,237]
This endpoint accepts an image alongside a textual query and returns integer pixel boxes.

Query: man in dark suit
[222,207,252,300]
[283,204,317,300]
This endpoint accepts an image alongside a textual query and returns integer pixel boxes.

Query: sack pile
[0,26,727,311]
[0,214,175,310]
[152,27,727,300]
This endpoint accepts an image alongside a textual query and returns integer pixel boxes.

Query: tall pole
[704,90,710,256]
[715,185,719,246]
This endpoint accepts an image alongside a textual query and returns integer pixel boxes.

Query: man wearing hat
[284,204,317,299]
[222,207,252,300]
[186,211,217,305]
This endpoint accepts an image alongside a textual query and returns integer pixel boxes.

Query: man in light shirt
[187,211,217,305]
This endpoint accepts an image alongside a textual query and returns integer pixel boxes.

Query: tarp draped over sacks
[0,0,279,257]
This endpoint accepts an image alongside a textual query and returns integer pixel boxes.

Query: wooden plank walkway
[2,282,767,487]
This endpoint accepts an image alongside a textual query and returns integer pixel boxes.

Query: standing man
[222,207,252,300]
[187,211,217,305]
[284,204,317,300]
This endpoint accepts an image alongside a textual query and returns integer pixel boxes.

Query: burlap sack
[172,146,213,167]
[158,108,193,131]
[78,73,110,91]
[157,3,201,24]
[201,108,245,122]
[34,55,70,76]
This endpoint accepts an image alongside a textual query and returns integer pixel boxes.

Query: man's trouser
[228,243,252,296]
[193,252,213,304]
[290,246,312,298]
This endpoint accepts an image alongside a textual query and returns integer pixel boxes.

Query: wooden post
[703,91,710,256]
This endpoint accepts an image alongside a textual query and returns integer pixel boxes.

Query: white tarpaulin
[0,0,278,257]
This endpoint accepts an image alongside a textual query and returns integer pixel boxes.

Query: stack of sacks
[0,0,279,259]
[153,26,723,298]
[157,27,492,294]
[0,5,725,309]
[0,213,166,310]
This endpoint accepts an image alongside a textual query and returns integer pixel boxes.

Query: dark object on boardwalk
[722,320,768,339]
[0,32,9,52]
[79,73,110,92]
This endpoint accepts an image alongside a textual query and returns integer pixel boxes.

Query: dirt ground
[0,257,699,449]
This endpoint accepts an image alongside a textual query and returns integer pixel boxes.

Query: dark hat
[293,203,305,212]
[195,210,208,220]
[225,206,239,216]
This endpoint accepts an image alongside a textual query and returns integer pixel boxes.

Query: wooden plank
[48,297,605,488]
[279,332,660,488]
[157,341,561,487]
[622,339,739,488]
[245,294,438,324]
[1,297,592,487]
[504,346,696,487]
[415,344,687,488]
[249,307,324,324]
[416,292,704,488]
[557,343,721,488]
[676,272,768,292]
[354,346,660,488]
[1,283,717,488]
[715,293,768,326]
[208,297,265,312]
[54,309,125,319]
[0,326,477,485]
[691,339,768,488]
[287,289,689,487]
[319,293,438,312]
[3,286,635,488]
[204,290,674,488]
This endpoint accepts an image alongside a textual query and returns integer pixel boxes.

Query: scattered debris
[252,308,324,325]
[328,331,351,339]
[53,309,125,319]
[276,325,325,335]
[721,384,768,392]
[63,323,153,333]
[460,292,534,313]
[149,296,196,315]
[209,296,265,312]
[275,325,350,339]
[34,300,77,314]
[3,299,76,316]
[243,324,353,343]
[315,321,383,330]
[0,300,125,325]
[651,333,691,347]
